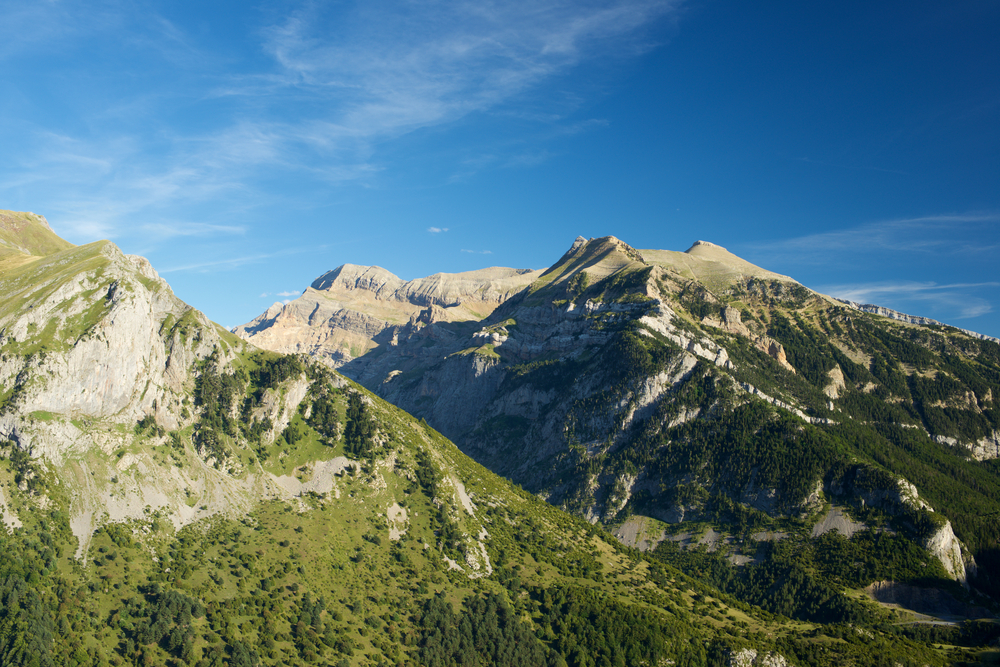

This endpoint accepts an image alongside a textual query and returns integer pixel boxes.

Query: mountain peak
[0,209,54,234]
[310,263,403,294]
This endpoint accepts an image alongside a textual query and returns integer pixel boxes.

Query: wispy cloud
[259,290,302,299]
[822,281,999,320]
[160,250,304,274]
[751,213,1000,260]
[258,1,676,142]
[461,249,493,254]
[0,0,679,254]
[139,222,246,240]
[428,227,449,233]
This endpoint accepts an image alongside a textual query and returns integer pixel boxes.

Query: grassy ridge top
[0,210,75,269]
[0,240,112,323]
[641,241,796,292]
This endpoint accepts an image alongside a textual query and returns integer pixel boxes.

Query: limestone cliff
[0,240,225,455]
[234,263,544,366]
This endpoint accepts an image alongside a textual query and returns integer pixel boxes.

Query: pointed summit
[686,240,722,251]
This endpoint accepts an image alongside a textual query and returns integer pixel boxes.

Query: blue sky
[2,0,998,337]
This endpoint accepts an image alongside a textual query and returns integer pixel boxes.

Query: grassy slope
[0,210,74,257]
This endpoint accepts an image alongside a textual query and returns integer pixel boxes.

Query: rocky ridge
[0,216,340,555]
[837,298,1000,344]
[234,262,544,366]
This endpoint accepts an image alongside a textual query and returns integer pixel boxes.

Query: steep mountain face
[240,235,1000,607]
[0,211,263,554]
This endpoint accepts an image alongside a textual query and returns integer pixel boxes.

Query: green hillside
[0,210,75,273]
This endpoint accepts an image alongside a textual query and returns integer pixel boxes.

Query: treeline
[417,593,548,667]
[533,585,707,667]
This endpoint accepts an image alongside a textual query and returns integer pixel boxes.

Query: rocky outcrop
[0,242,225,459]
[702,305,750,337]
[0,228,287,555]
[829,467,977,584]
[823,365,845,399]
[935,431,1000,461]
[969,432,1000,460]
[924,520,977,585]
[727,648,791,667]
[756,336,794,372]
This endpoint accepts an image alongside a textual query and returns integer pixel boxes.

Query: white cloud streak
[755,213,1000,258]
[259,1,675,140]
[160,252,292,274]
[822,281,999,320]
[428,227,449,233]
[0,0,678,250]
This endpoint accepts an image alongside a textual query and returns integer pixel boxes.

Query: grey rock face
[727,648,791,667]
[0,243,222,458]
[0,238,282,554]
[234,263,545,366]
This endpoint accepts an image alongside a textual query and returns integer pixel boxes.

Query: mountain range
[1,209,998,665]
